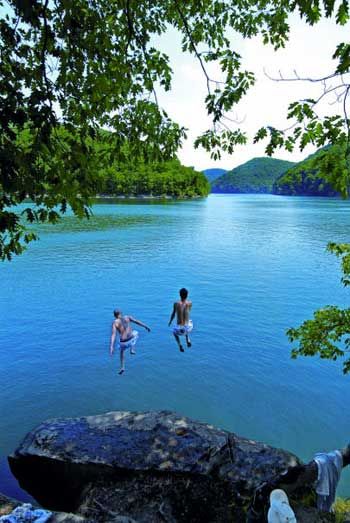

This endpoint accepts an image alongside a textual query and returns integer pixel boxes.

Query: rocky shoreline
[1,410,336,522]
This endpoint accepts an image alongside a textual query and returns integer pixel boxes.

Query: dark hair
[179,288,188,300]
[114,309,122,318]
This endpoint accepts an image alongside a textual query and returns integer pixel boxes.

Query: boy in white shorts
[168,288,193,352]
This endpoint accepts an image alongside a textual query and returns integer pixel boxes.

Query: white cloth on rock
[267,489,297,523]
[314,450,343,512]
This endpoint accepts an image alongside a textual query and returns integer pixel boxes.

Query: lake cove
[1,195,350,502]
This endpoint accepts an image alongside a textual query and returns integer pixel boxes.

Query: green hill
[203,168,227,183]
[16,127,210,199]
[211,157,296,193]
[273,146,341,196]
[101,158,210,198]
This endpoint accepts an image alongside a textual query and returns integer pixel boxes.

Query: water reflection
[31,214,166,234]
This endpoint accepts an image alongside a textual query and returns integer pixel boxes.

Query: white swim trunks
[119,330,139,351]
[173,320,193,336]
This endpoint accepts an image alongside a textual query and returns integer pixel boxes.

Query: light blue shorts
[119,330,139,351]
[173,320,193,336]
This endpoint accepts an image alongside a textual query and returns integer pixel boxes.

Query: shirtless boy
[110,309,150,374]
[168,288,193,352]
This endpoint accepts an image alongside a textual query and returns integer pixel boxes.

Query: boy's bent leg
[185,334,191,347]
[119,349,125,374]
[130,331,138,354]
[174,333,184,352]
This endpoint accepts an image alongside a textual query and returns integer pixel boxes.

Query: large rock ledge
[6,410,329,522]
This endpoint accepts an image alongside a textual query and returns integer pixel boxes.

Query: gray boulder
[9,410,300,522]
[294,505,335,523]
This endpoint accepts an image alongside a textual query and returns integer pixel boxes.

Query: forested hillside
[95,132,210,197]
[100,159,210,197]
[203,168,227,183]
[16,128,210,199]
[273,146,341,196]
[211,158,295,193]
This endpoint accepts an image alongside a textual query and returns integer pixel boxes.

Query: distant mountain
[211,157,296,193]
[273,146,339,196]
[203,168,227,183]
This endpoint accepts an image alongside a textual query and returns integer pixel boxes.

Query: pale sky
[154,14,350,171]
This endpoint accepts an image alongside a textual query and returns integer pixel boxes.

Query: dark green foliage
[84,129,210,198]
[15,126,209,198]
[288,243,350,374]
[273,146,344,196]
[211,157,295,193]
[202,168,228,183]
[100,158,210,198]
[328,242,350,287]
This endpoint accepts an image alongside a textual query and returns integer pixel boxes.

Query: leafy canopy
[1,0,350,259]
[288,243,350,374]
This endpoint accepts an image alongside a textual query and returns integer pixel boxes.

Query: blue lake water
[1,194,350,500]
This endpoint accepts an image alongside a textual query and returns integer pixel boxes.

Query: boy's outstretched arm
[110,322,117,355]
[168,303,176,326]
[129,316,151,332]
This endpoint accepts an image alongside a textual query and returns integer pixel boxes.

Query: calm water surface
[1,194,350,499]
